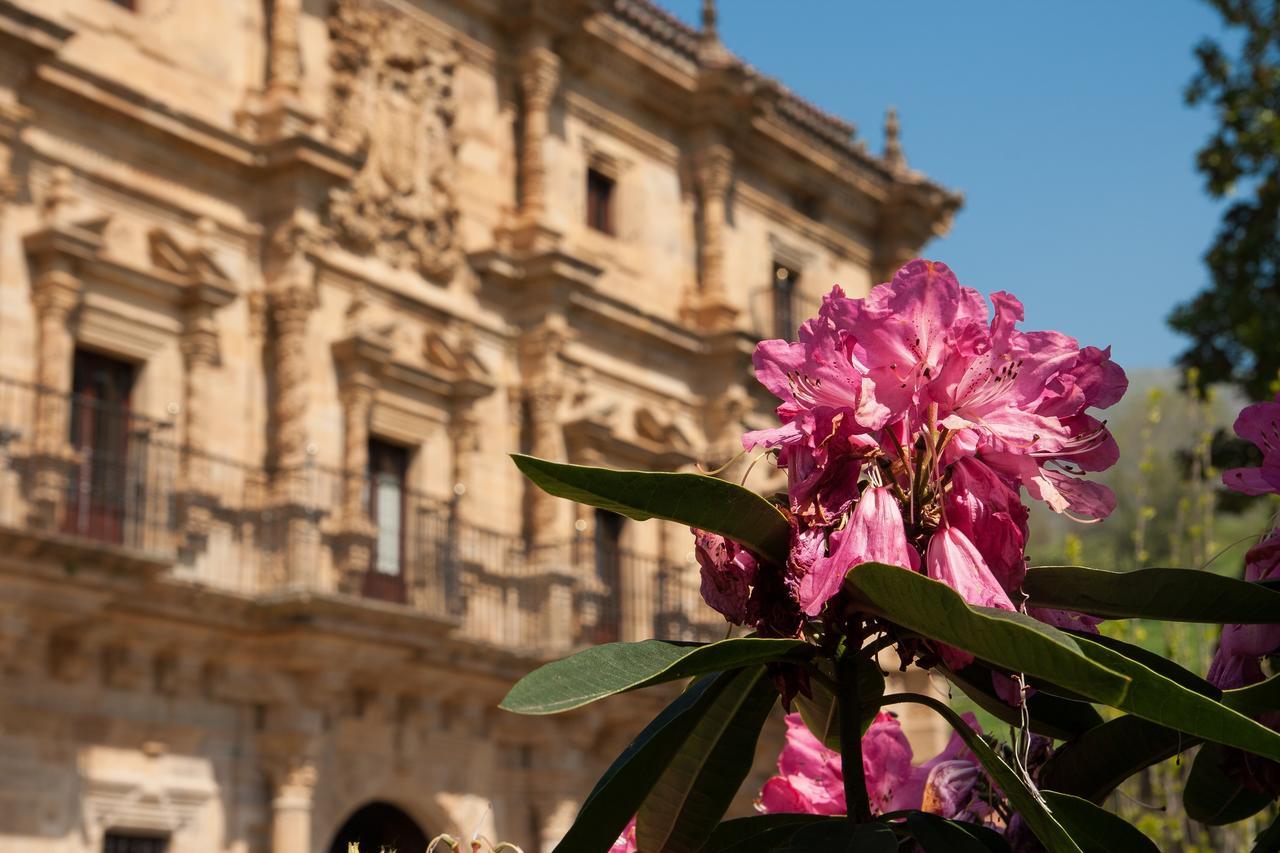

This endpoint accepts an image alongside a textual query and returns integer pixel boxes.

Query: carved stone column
[684,144,738,331]
[519,321,570,553]
[516,35,560,239]
[331,323,390,593]
[264,219,318,591]
[266,0,303,103]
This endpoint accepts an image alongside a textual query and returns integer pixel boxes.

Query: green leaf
[551,674,724,853]
[881,691,1083,853]
[1024,565,1280,622]
[512,454,791,564]
[1040,791,1159,853]
[1184,742,1276,825]
[795,655,884,751]
[1039,715,1197,803]
[903,811,1012,852]
[845,562,1131,706]
[944,663,1104,740]
[1065,630,1218,696]
[501,637,807,715]
[1225,672,1280,717]
[638,667,778,853]
[698,815,835,852]
[1071,633,1280,762]
[774,821,899,852]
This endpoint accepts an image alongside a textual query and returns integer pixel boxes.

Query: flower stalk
[838,650,873,823]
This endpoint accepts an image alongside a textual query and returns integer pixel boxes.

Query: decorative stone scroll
[325,0,461,279]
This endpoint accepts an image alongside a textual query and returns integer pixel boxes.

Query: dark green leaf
[1071,633,1280,762]
[1024,565,1280,622]
[638,667,778,853]
[501,637,807,715]
[698,815,834,853]
[775,821,899,853]
[881,691,1083,853]
[1065,630,1219,696]
[1226,673,1280,717]
[512,454,791,565]
[845,562,1131,706]
[903,811,1011,852]
[1253,809,1280,853]
[1185,742,1276,825]
[1039,715,1198,803]
[795,655,884,751]
[1041,791,1158,853]
[551,674,723,853]
[944,663,1104,740]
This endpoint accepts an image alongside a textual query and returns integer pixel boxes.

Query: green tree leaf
[1184,742,1276,826]
[1225,672,1280,717]
[698,815,837,852]
[795,655,884,751]
[1024,565,1280,622]
[1039,715,1197,803]
[501,637,807,715]
[1041,791,1159,853]
[512,454,791,565]
[881,691,1083,853]
[774,821,899,852]
[550,674,724,853]
[1071,633,1280,762]
[944,663,1104,740]
[903,811,1012,852]
[638,667,778,853]
[844,562,1131,706]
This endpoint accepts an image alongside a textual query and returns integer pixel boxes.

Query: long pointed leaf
[1072,633,1280,762]
[944,663,1104,740]
[551,674,725,853]
[698,815,837,852]
[512,454,791,564]
[903,811,1011,852]
[881,691,1084,853]
[845,562,1131,706]
[1184,742,1276,825]
[638,667,778,852]
[1039,715,1198,802]
[501,638,806,715]
[775,821,899,852]
[1040,791,1159,853]
[1024,565,1280,622]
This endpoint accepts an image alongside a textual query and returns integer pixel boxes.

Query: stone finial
[697,0,730,68]
[883,107,906,172]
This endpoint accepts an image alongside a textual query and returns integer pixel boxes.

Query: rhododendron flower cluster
[696,260,1126,656]
[1209,394,1280,794]
[758,712,995,825]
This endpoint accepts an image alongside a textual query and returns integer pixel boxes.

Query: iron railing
[0,377,726,652]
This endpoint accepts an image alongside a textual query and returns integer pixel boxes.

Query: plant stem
[838,653,873,823]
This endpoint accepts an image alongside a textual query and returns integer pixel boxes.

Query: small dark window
[104,832,168,853]
[368,439,409,580]
[586,168,616,235]
[68,349,138,544]
[772,263,800,339]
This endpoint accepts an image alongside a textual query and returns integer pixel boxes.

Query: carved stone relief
[325,0,461,279]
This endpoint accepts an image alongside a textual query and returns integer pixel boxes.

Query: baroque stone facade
[0,0,958,850]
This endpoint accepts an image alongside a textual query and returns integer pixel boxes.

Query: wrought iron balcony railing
[0,377,726,652]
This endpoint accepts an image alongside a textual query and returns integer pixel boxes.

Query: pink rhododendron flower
[800,486,917,616]
[732,258,1126,637]
[758,712,990,822]
[693,529,758,625]
[610,817,637,853]
[1222,393,1280,495]
[1208,530,1280,689]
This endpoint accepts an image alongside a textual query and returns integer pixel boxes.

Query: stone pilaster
[519,318,571,552]
[516,34,560,245]
[683,143,738,331]
[260,719,320,853]
[266,220,317,476]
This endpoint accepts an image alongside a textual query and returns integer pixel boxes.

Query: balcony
[0,378,725,654]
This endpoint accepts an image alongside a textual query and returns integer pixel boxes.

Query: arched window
[328,801,428,853]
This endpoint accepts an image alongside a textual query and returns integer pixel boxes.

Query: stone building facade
[0,0,958,849]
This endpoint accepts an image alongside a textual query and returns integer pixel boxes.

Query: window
[772,263,799,340]
[67,349,137,544]
[368,439,409,582]
[104,832,168,853]
[586,168,616,235]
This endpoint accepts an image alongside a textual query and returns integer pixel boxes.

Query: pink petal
[926,527,1016,611]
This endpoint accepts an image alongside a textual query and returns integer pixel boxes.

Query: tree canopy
[1172,0,1280,400]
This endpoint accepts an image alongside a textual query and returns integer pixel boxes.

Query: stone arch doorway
[327,801,429,853]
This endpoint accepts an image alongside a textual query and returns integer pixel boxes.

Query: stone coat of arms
[326,0,461,279]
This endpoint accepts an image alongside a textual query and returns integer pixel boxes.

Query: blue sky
[662,1,1228,369]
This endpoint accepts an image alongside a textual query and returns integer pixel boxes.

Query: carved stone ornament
[325,0,461,279]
